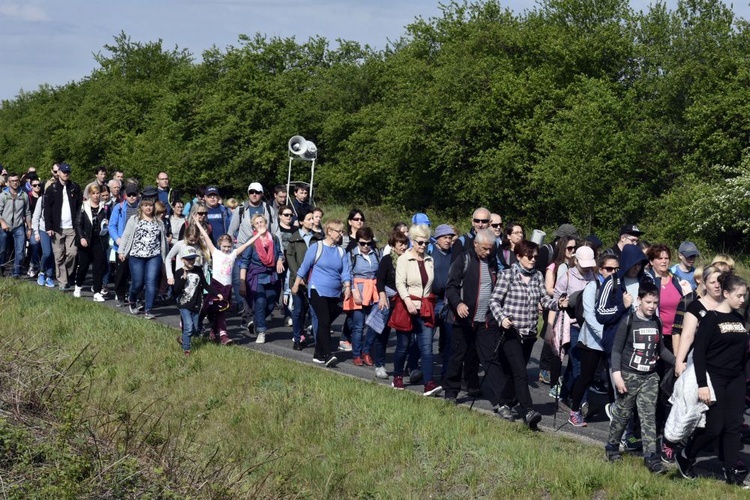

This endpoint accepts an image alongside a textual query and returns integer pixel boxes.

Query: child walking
[605,280,675,473]
[174,246,209,356]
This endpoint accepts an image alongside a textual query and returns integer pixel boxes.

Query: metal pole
[309,158,316,206]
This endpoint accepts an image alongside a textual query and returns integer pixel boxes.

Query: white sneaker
[285,317,293,327]
[256,332,266,344]
[375,366,388,379]
[93,293,105,302]
[73,286,82,298]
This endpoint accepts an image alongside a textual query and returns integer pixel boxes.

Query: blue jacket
[595,245,651,352]
[110,199,138,251]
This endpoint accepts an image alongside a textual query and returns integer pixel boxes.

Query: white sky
[1,0,748,102]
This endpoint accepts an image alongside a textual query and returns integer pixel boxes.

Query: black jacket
[43,180,82,233]
[75,203,110,249]
[446,247,498,326]
[286,229,323,283]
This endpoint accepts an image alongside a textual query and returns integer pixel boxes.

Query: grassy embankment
[0,278,747,498]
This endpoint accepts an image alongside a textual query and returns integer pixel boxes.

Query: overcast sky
[1,0,748,102]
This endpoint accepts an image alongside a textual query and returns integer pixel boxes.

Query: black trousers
[475,323,506,407]
[309,289,341,359]
[571,343,609,412]
[113,256,131,300]
[75,238,106,292]
[497,332,536,410]
[443,320,481,397]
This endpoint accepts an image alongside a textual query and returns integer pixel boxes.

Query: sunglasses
[490,223,502,228]
[601,266,620,272]
[414,240,428,246]
[126,193,138,197]
[473,218,489,224]
[566,245,576,250]
[523,254,538,260]
[351,217,364,222]
[248,190,261,195]
[196,212,208,215]
[358,241,372,246]
[31,183,41,187]
[281,212,293,217]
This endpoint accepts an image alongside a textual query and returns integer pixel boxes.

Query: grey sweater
[0,189,30,230]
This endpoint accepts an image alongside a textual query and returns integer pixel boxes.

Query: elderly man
[107,179,122,206]
[431,224,455,382]
[444,228,497,403]
[451,207,492,261]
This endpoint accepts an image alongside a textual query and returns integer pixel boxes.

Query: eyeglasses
[248,190,261,195]
[623,235,639,244]
[351,217,364,222]
[473,218,490,224]
[414,240,428,246]
[358,240,372,246]
[281,212,293,217]
[601,266,619,272]
[329,228,344,234]
[490,223,502,228]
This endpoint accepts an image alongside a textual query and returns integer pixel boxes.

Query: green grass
[1,278,748,498]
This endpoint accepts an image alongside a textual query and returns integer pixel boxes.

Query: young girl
[194,215,260,345]
[174,246,209,356]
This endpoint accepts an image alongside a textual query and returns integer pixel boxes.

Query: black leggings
[75,238,106,292]
[498,333,536,410]
[309,289,341,359]
[571,343,608,412]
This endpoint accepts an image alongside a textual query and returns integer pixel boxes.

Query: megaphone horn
[288,135,306,155]
[302,141,317,160]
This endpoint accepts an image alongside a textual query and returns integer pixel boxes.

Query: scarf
[515,262,536,277]
[254,232,275,267]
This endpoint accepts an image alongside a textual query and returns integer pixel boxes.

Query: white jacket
[664,362,716,444]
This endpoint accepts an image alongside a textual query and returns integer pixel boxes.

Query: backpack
[307,242,345,282]
[238,202,273,227]
[566,279,600,326]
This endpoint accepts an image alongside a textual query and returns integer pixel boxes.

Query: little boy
[605,281,675,473]
[174,246,208,356]
[669,241,699,291]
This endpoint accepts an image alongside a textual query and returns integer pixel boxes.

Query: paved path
[59,281,750,479]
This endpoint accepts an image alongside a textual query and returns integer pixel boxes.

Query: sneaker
[93,293,105,302]
[325,354,339,368]
[220,334,234,346]
[676,450,697,480]
[605,445,622,463]
[548,384,560,399]
[375,366,388,379]
[523,410,542,430]
[313,355,326,364]
[568,411,587,427]
[362,353,374,366]
[645,455,668,474]
[256,332,266,344]
[143,313,156,320]
[285,317,293,327]
[129,303,139,315]
[27,268,36,278]
[660,442,675,464]
[391,375,405,390]
[622,436,643,453]
[735,459,748,476]
[589,381,609,395]
[338,340,352,352]
[605,403,613,421]
[409,369,423,385]
[293,341,303,351]
[184,350,191,357]
[37,273,45,286]
[45,277,55,288]
[723,466,750,488]
[538,369,551,385]
[423,381,443,397]
[496,405,516,422]
[581,401,590,418]
[352,356,364,366]
[73,285,82,298]
[60,283,71,292]
[100,288,109,296]
[245,322,254,337]
[209,330,218,343]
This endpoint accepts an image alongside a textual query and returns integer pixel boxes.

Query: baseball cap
[141,186,158,198]
[553,223,579,240]
[574,246,597,268]
[412,213,431,226]
[59,163,72,174]
[247,182,263,193]
[205,186,220,196]
[124,184,139,196]
[678,241,699,258]
[619,224,644,236]
[180,246,199,260]
[434,224,455,239]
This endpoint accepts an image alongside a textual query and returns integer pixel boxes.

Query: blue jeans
[39,231,55,279]
[0,226,26,276]
[292,290,310,343]
[393,316,435,383]
[128,255,163,313]
[253,282,277,333]
[180,308,200,351]
[350,306,372,358]
[561,325,582,399]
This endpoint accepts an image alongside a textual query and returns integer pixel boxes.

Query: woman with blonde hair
[73,184,110,301]
[391,224,442,396]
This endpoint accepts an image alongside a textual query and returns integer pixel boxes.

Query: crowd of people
[1,163,748,488]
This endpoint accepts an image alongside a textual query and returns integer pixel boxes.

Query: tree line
[1,0,749,252]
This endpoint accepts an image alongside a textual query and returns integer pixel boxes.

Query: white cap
[575,246,596,268]
[247,182,263,193]
[180,246,199,259]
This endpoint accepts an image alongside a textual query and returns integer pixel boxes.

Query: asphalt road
[53,280,750,480]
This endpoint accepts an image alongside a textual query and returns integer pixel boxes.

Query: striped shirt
[489,264,559,337]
